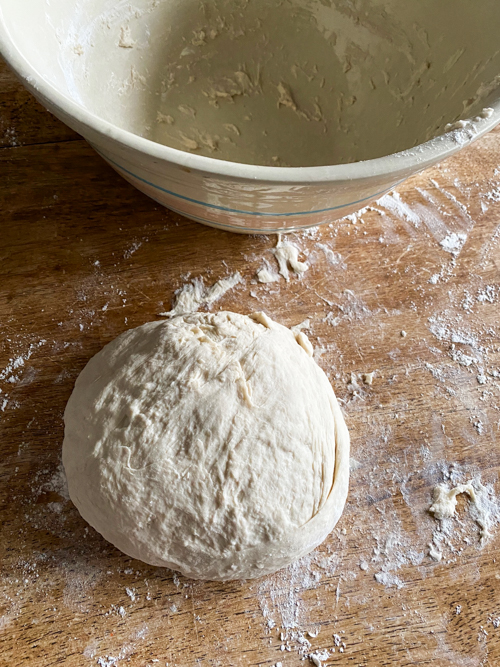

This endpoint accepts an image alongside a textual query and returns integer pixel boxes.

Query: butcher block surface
[1,57,500,666]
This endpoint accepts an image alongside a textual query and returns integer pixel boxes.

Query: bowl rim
[1,13,500,184]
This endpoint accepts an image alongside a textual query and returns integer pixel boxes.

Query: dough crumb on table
[159,272,242,317]
[272,241,308,281]
[429,479,496,551]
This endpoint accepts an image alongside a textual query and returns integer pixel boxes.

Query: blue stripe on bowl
[95,147,401,218]
[155,199,333,233]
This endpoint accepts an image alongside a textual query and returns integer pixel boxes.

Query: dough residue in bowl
[64,0,500,166]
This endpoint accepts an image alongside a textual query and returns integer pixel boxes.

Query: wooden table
[1,56,500,667]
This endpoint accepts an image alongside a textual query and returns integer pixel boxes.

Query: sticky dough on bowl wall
[50,0,500,167]
[1,0,500,232]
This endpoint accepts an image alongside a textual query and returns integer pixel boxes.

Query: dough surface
[63,311,349,580]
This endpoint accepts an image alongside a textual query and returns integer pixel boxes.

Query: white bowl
[1,0,500,233]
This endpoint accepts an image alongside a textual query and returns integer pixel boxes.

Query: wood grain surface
[1,57,500,667]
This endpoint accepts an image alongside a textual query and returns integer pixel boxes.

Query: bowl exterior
[17,80,419,233]
[93,142,408,233]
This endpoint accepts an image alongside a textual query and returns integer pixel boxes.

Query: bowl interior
[2,0,500,170]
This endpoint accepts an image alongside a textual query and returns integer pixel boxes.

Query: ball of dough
[63,311,349,580]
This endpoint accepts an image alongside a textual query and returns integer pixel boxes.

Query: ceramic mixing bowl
[1,0,500,233]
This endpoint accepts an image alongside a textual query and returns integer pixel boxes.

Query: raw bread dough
[63,311,349,580]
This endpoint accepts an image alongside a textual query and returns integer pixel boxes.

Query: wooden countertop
[1,56,500,667]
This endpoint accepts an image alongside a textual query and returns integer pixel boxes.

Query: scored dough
[63,311,350,580]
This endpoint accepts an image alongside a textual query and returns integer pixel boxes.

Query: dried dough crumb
[118,26,136,48]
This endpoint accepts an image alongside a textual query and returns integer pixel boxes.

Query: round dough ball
[63,311,349,580]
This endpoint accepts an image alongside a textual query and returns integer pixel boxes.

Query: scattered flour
[97,657,118,667]
[290,318,311,334]
[439,232,467,255]
[316,243,345,268]
[308,649,330,666]
[125,587,136,602]
[0,340,47,384]
[378,191,422,228]
[374,571,404,588]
